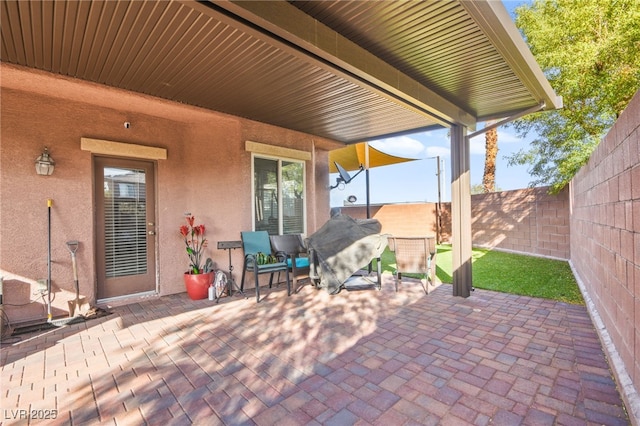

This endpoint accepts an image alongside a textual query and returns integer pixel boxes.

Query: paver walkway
[1,278,629,425]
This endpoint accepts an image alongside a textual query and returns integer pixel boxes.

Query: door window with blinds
[103,167,148,277]
[95,156,156,300]
[253,156,305,235]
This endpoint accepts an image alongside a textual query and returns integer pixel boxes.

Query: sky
[329,127,537,206]
[330,0,536,207]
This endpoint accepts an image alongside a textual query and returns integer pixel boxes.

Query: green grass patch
[380,245,584,305]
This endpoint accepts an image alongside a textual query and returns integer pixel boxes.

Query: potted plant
[180,215,213,300]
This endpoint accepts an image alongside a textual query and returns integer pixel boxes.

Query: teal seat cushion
[255,262,288,271]
[287,257,309,269]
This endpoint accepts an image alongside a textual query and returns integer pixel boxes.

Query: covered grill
[307,215,388,294]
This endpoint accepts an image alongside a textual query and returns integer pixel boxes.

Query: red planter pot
[183,272,213,300]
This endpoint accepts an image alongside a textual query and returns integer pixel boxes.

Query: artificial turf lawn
[379,244,584,305]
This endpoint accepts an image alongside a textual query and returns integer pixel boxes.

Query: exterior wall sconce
[35,147,55,176]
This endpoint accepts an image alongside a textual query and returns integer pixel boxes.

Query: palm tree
[482,125,498,193]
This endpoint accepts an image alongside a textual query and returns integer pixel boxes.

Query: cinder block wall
[467,187,570,259]
[340,188,570,259]
[337,203,440,238]
[570,90,640,405]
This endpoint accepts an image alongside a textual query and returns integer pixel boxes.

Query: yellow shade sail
[329,142,417,173]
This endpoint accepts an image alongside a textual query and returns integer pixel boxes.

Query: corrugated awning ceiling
[290,1,540,121]
[0,0,561,144]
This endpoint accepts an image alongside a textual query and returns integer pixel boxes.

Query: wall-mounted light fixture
[35,147,55,176]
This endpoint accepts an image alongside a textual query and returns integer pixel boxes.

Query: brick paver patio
[1,277,629,425]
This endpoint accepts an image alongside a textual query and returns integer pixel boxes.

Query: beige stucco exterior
[0,64,341,324]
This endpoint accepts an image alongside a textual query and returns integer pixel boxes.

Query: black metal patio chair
[270,233,311,294]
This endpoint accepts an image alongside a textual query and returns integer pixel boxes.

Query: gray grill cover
[307,215,388,294]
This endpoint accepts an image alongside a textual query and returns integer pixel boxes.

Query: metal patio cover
[0,0,562,144]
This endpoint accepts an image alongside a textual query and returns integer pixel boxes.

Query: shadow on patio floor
[0,276,629,425]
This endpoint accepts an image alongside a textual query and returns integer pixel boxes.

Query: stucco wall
[570,90,640,408]
[0,64,340,324]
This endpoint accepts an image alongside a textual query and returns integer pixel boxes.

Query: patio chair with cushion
[270,234,311,293]
[240,231,290,303]
[388,236,437,294]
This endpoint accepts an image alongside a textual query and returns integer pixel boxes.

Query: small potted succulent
[179,215,213,300]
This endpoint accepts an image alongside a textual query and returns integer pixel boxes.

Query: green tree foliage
[471,183,501,195]
[507,0,640,193]
[471,184,485,195]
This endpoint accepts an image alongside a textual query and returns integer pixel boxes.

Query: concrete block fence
[340,186,570,260]
[570,90,640,422]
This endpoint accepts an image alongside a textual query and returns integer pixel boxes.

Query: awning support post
[450,124,472,297]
